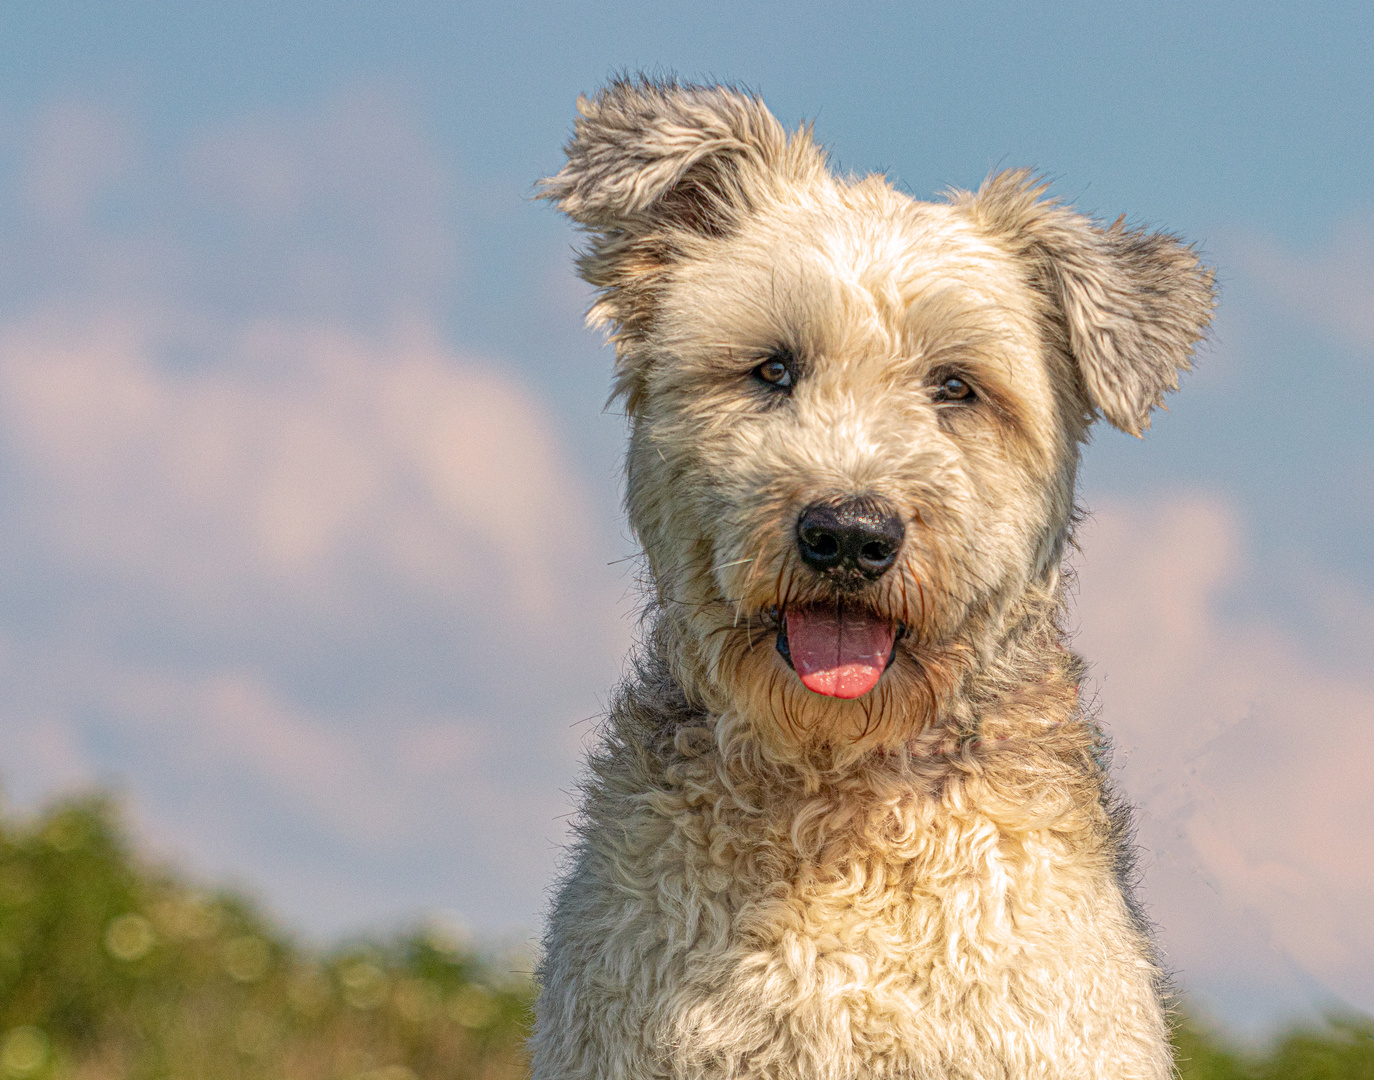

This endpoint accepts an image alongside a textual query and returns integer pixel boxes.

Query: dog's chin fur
[668,564,1070,765]
[532,76,1214,1080]
[720,637,949,756]
[664,611,941,761]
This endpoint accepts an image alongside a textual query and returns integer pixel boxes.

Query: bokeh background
[0,0,1370,1042]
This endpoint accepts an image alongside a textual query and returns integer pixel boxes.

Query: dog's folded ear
[958,170,1217,436]
[540,77,818,412]
[539,76,792,240]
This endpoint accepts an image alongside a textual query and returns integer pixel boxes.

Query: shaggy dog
[533,78,1214,1080]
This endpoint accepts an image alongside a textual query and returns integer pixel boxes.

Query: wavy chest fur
[532,661,1170,1080]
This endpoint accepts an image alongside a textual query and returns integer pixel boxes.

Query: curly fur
[533,77,1216,1080]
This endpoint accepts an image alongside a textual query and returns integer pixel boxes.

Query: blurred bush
[1175,1013,1374,1080]
[0,793,531,1080]
[1,791,1372,1079]
[1174,1013,1374,1080]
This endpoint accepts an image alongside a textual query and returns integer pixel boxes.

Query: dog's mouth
[774,603,900,699]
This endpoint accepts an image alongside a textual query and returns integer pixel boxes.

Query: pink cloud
[0,305,631,875]
[1073,496,1374,1019]
[0,87,640,938]
[0,623,596,889]
[0,311,618,636]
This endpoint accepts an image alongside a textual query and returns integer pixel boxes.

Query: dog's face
[543,80,1213,750]
[630,190,1082,740]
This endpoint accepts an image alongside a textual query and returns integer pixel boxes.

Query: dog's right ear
[540,76,792,239]
[540,77,815,412]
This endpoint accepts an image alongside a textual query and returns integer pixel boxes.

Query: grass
[1,791,1371,1079]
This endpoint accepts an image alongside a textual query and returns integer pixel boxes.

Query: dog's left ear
[956,170,1217,436]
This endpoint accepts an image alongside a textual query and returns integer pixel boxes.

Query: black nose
[795,497,905,580]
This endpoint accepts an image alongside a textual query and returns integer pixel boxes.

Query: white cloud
[1073,496,1374,1025]
[0,638,523,849]
[0,313,605,625]
[0,311,630,933]
[0,91,633,937]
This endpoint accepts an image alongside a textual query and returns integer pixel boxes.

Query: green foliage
[3,791,1373,1079]
[1253,1017,1374,1080]
[0,794,531,1080]
[1173,1014,1374,1080]
[1173,1016,1250,1080]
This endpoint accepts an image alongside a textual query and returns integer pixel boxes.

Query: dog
[532,77,1214,1080]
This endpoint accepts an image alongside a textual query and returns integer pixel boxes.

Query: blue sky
[0,0,1370,1036]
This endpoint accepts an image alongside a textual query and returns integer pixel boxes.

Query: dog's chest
[592,749,1157,1078]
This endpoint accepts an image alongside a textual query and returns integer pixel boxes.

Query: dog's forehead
[666,184,1042,350]
[766,183,1012,288]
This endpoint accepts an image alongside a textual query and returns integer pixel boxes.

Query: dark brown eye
[933,375,975,404]
[753,352,796,390]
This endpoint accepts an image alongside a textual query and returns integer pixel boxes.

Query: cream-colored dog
[533,77,1214,1080]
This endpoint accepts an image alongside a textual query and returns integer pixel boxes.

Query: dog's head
[542,78,1215,750]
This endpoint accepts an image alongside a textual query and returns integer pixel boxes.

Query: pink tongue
[785,606,895,699]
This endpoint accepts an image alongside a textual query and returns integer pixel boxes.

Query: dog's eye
[933,375,976,404]
[753,353,796,390]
